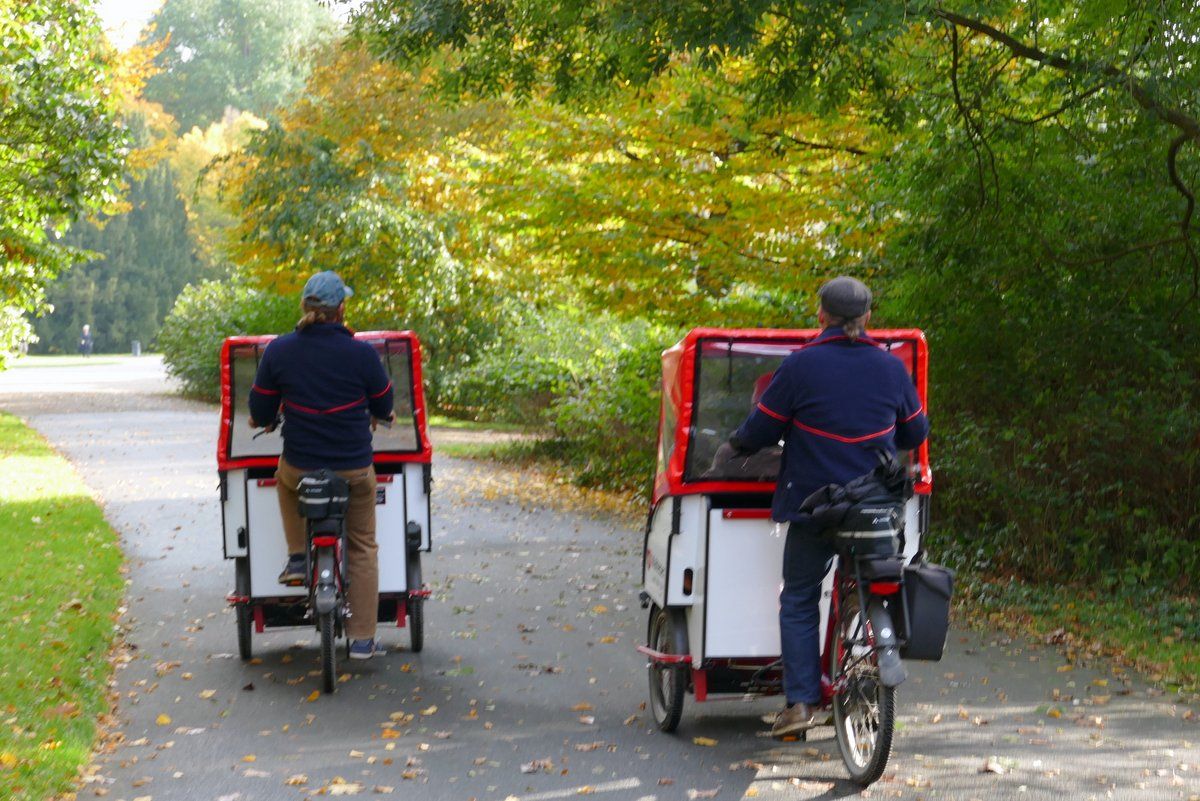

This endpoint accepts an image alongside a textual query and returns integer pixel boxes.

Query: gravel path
[0,356,1197,801]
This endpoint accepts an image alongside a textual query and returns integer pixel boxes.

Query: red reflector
[682,568,694,596]
[869,581,901,595]
[377,474,394,484]
[257,478,278,487]
[311,536,338,548]
[722,509,771,519]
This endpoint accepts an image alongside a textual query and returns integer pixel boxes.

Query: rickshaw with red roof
[218,331,433,690]
[638,327,948,785]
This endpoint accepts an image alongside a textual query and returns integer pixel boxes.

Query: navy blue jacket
[248,323,394,470]
[731,327,929,522]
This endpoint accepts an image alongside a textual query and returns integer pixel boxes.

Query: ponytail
[296,301,340,330]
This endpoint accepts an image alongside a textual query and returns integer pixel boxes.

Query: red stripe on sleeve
[251,384,280,396]
[370,381,393,400]
[756,402,789,422]
[901,405,925,423]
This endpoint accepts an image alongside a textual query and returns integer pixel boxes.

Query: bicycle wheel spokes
[831,588,896,785]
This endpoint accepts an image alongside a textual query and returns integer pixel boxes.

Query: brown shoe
[771,703,818,739]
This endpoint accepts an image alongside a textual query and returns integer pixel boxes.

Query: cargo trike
[219,331,433,692]
[638,328,950,784]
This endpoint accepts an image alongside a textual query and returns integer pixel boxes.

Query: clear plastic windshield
[363,338,420,453]
[225,338,422,462]
[228,343,282,460]
[684,340,803,483]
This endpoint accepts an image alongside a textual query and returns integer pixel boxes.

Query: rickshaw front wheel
[647,605,688,732]
[235,558,252,661]
[407,552,424,653]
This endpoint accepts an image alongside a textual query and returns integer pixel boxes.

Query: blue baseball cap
[302,271,353,307]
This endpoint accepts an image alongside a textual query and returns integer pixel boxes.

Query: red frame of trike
[651,327,931,506]
[216,330,434,471]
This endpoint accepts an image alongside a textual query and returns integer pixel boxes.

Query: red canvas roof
[652,328,930,505]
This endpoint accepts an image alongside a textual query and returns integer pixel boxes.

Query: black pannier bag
[900,561,954,660]
[297,469,350,520]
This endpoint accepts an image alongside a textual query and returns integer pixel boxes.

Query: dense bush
[441,307,677,492]
[543,327,674,493]
[158,278,297,400]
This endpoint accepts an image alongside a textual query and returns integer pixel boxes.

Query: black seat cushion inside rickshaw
[297,469,350,520]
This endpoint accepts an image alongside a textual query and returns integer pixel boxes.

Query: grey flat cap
[818,276,872,318]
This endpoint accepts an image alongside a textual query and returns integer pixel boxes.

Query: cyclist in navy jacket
[248,271,394,660]
[725,276,928,738]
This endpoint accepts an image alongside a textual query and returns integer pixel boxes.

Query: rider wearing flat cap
[248,271,394,660]
[726,276,929,738]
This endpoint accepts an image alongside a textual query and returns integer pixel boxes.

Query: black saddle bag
[899,560,955,661]
[297,469,350,520]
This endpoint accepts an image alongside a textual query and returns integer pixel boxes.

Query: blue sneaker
[277,553,306,585]
[348,638,376,660]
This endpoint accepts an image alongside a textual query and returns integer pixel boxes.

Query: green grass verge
[963,577,1199,695]
[0,413,124,800]
[427,414,527,433]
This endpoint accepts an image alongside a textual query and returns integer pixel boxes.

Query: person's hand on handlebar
[249,414,281,437]
[371,411,396,431]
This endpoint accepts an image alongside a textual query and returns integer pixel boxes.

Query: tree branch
[934,8,1200,139]
[1168,133,1196,234]
[999,82,1107,126]
[1040,233,1185,268]
[947,24,988,205]
[762,131,869,157]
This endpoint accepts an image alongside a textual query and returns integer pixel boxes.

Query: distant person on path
[720,276,929,738]
[78,324,93,356]
[246,271,395,660]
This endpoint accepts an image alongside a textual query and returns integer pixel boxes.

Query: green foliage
[142,0,335,130]
[0,0,127,345]
[157,278,298,399]
[224,108,507,405]
[442,307,675,491]
[0,412,123,800]
[32,160,205,354]
[346,0,1200,589]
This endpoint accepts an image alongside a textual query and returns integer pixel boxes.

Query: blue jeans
[780,518,834,705]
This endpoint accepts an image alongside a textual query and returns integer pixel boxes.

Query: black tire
[831,589,896,785]
[407,552,424,653]
[319,610,337,694]
[235,558,252,661]
[408,598,424,653]
[646,605,688,732]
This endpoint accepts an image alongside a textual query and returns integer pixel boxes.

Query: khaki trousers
[276,456,379,640]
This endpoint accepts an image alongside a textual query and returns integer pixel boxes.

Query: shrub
[158,278,297,400]
[439,306,678,493]
[544,329,671,494]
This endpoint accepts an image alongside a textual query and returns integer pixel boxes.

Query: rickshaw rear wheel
[407,552,424,652]
[831,591,895,785]
[235,557,252,661]
[647,605,688,732]
[319,610,337,694]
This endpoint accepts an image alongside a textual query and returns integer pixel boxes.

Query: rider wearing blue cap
[248,271,395,660]
[726,276,929,737]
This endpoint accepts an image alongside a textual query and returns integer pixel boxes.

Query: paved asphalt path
[1,357,1198,801]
